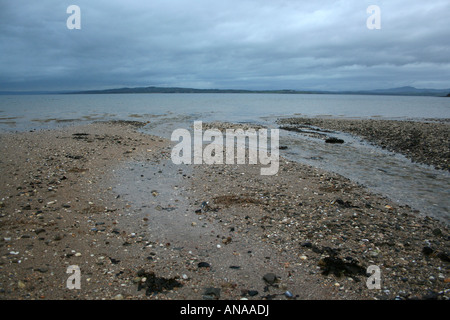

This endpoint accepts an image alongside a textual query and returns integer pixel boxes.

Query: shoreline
[0,121,449,300]
[277,117,450,171]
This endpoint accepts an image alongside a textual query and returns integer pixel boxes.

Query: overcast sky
[1,0,449,91]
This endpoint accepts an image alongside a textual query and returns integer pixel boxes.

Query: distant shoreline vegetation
[1,86,449,97]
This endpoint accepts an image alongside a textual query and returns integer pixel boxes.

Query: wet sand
[0,120,448,300]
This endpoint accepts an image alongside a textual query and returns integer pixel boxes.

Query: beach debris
[318,256,366,280]
[136,270,183,296]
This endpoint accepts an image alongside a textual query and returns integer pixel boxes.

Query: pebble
[263,273,278,285]
[18,281,26,289]
[114,294,124,300]
[198,262,211,268]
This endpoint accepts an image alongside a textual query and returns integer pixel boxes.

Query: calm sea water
[0,93,449,223]
[0,94,449,130]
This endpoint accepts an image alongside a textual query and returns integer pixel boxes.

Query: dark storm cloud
[1,0,449,91]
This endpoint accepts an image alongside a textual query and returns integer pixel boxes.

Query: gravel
[0,120,448,300]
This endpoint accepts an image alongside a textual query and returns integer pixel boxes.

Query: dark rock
[109,257,121,264]
[301,242,313,248]
[263,273,278,285]
[432,228,442,236]
[35,228,46,235]
[325,137,344,144]
[436,251,450,262]
[248,290,259,297]
[422,246,434,256]
[202,287,221,300]
[198,262,211,268]
[34,267,48,273]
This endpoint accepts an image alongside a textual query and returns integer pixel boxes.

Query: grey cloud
[0,0,449,91]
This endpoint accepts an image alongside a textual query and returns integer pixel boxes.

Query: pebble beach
[0,119,448,300]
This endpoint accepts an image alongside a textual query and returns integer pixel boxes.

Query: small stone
[203,287,221,300]
[133,277,141,283]
[18,281,26,289]
[198,262,211,268]
[248,290,259,297]
[263,273,278,285]
[53,234,63,241]
[432,228,442,236]
[35,228,46,235]
[422,246,434,256]
[75,252,82,257]
[114,294,124,300]
[300,255,307,260]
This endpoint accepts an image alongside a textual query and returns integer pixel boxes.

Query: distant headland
[69,85,450,97]
[1,86,450,97]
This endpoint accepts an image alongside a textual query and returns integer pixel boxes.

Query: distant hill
[71,85,450,97]
[72,86,313,95]
[353,86,450,97]
[2,86,449,97]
